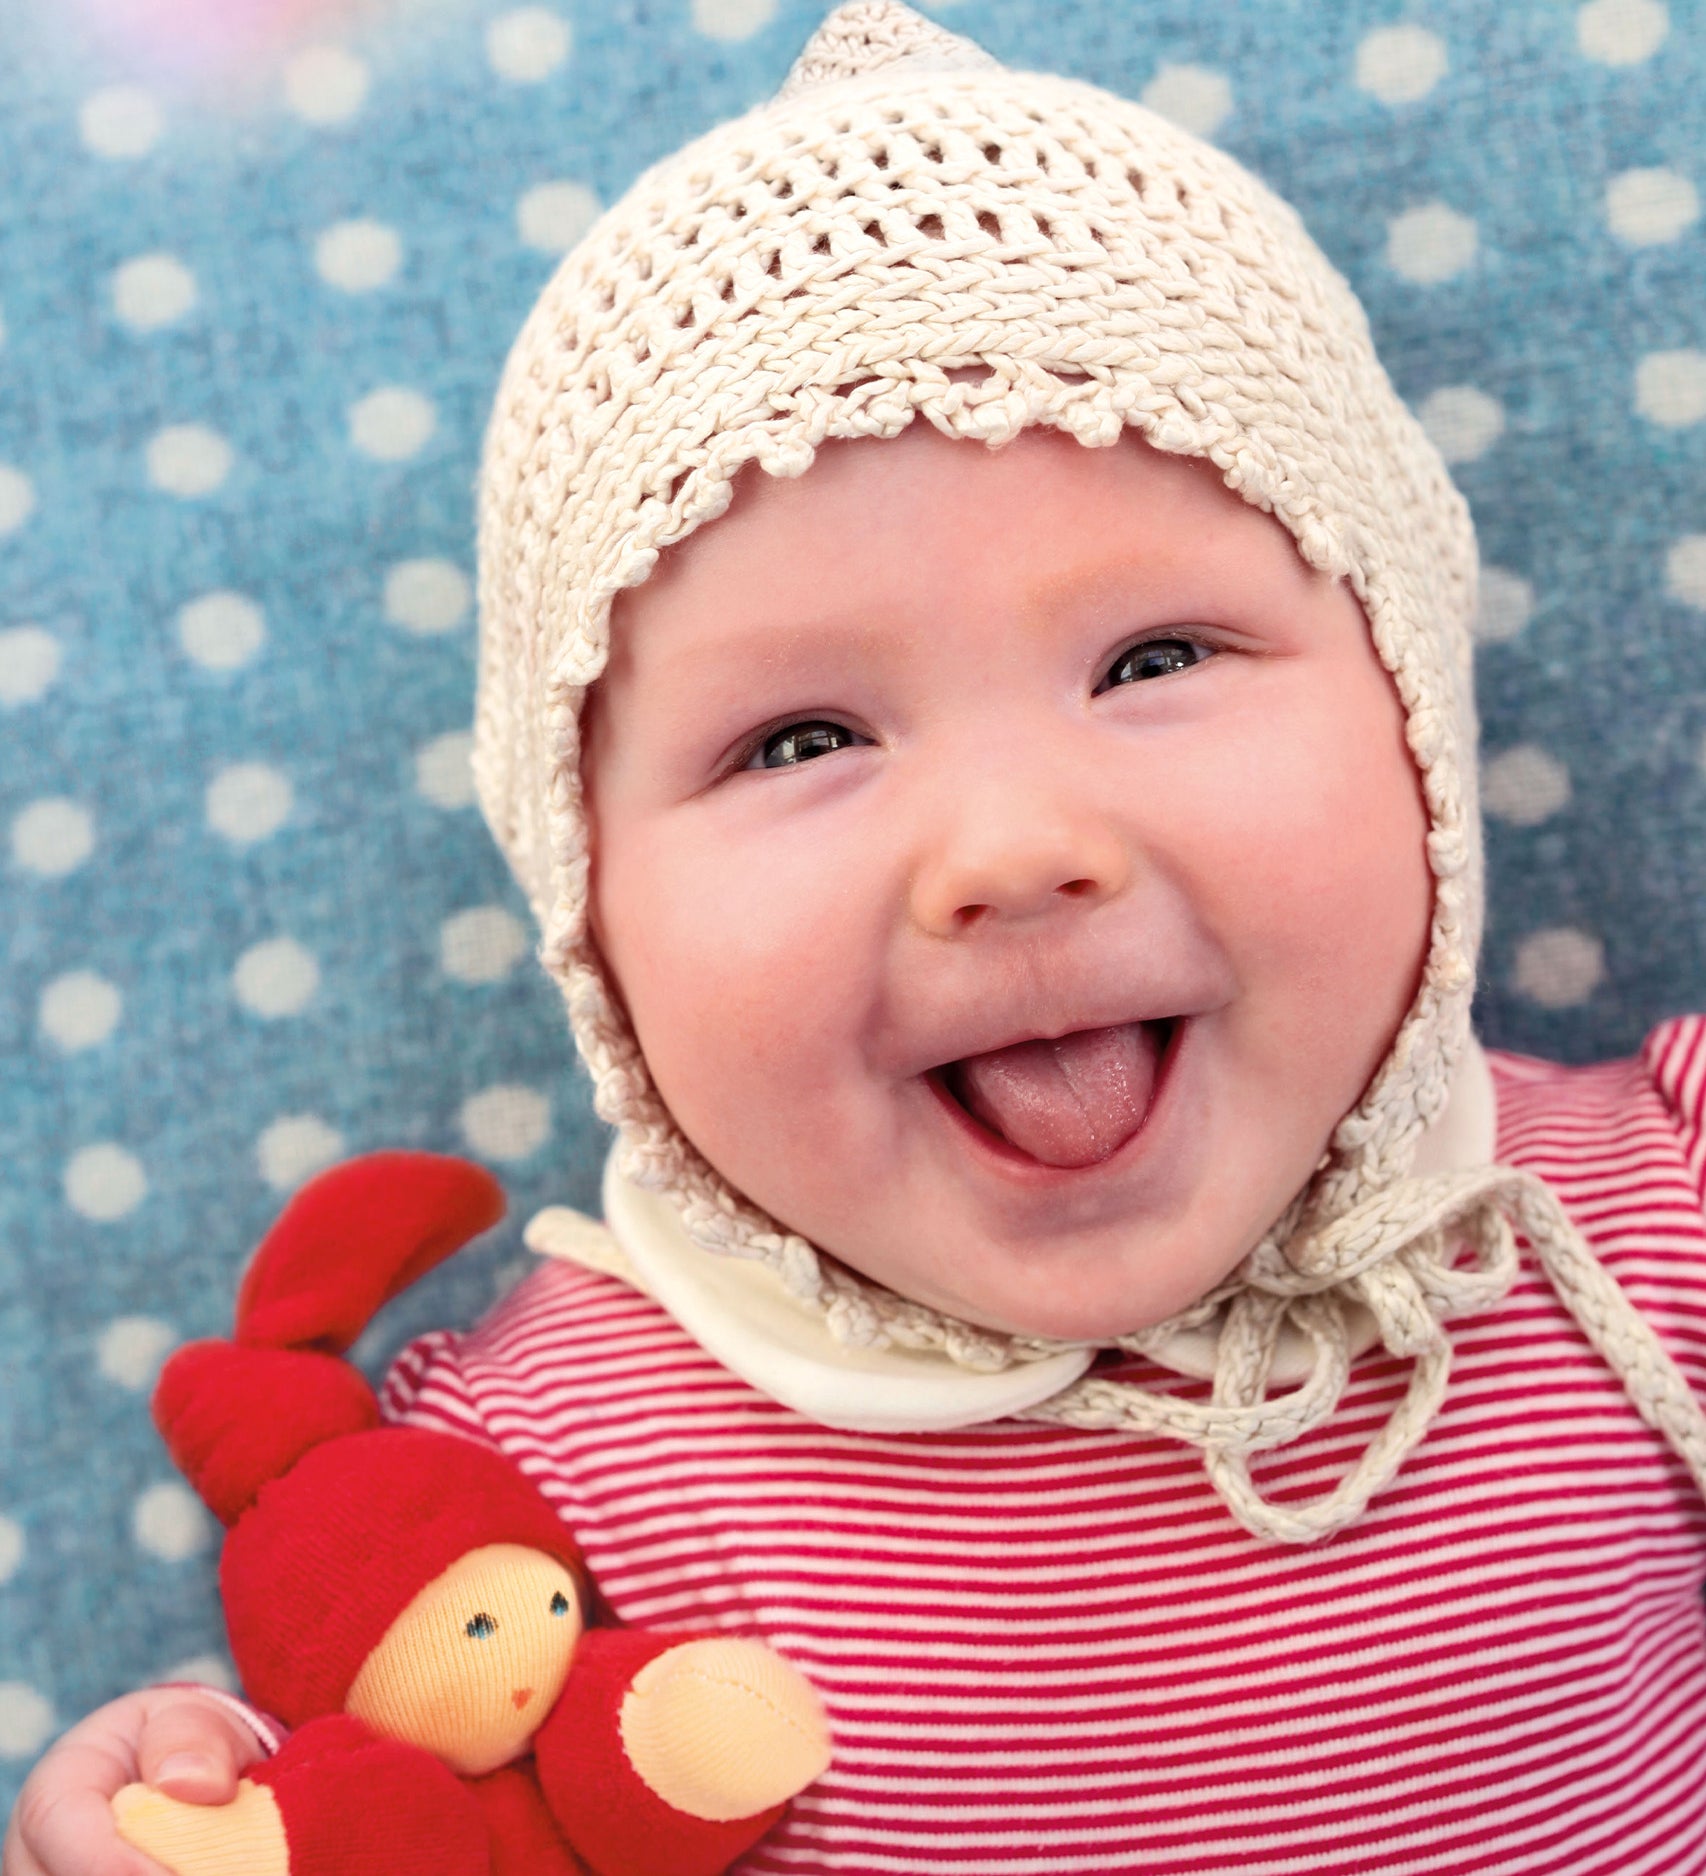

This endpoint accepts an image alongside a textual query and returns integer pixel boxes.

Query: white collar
[525,1037,1498,1433]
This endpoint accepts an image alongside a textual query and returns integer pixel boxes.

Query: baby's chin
[825,1227,1252,1345]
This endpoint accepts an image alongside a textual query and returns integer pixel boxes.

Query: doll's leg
[535,1629,830,1876]
[114,1714,491,1876]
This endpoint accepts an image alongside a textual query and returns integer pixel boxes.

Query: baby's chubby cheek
[590,786,900,1203]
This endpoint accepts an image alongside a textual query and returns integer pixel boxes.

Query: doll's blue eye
[465,1612,498,1639]
[750,720,866,769]
[550,1591,571,1616]
[1096,637,1209,691]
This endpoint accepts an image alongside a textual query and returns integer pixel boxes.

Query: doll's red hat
[222,1424,583,1726]
[152,1152,587,1727]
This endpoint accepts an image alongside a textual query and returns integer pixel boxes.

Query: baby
[11,4,1706,1873]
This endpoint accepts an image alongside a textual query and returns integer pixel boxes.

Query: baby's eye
[746,720,867,770]
[549,1590,571,1616]
[465,1612,498,1639]
[1095,637,1211,692]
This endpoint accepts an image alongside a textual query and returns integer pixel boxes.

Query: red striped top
[382,1015,1706,1874]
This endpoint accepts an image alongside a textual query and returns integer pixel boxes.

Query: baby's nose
[911,809,1130,937]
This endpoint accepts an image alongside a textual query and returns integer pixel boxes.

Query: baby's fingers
[4,1731,173,1876]
[134,1701,257,1806]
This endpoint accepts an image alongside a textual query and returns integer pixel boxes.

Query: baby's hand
[3,1688,263,1876]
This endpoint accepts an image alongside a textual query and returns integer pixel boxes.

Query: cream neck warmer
[476,2,1706,1542]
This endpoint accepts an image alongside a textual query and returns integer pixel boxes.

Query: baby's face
[584,425,1432,1340]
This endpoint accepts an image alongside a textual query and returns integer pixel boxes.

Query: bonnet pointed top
[778,0,1001,100]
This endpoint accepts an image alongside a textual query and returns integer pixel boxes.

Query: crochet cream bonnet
[473,2,1706,1543]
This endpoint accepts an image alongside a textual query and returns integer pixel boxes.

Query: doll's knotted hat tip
[778,0,1000,100]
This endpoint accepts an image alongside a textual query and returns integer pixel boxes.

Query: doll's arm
[534,1629,830,1876]
[114,1715,491,1876]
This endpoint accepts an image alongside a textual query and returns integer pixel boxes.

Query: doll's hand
[4,1686,262,1876]
[120,1716,487,1876]
[619,1638,831,1822]
[110,1782,286,1876]
[534,1628,830,1876]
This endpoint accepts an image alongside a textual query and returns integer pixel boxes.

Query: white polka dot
[233,936,320,1018]
[0,463,36,536]
[1474,567,1535,643]
[39,970,122,1050]
[146,423,233,497]
[1606,166,1699,245]
[416,729,475,808]
[133,1481,213,1561]
[178,590,265,671]
[488,8,571,81]
[206,762,293,844]
[383,558,471,635]
[284,45,369,123]
[1481,745,1571,826]
[691,0,777,38]
[1635,348,1706,426]
[157,1654,235,1693]
[0,625,61,705]
[348,387,436,461]
[64,1143,148,1222]
[314,218,402,293]
[1387,202,1479,284]
[256,1113,346,1191]
[517,180,601,254]
[460,1083,550,1161]
[1354,24,1449,103]
[97,1315,176,1390]
[441,905,529,983]
[0,1516,24,1586]
[79,84,163,158]
[1667,534,1706,610]
[11,798,94,878]
[112,253,197,331]
[1577,0,1669,64]
[0,1684,55,1760]
[1513,927,1605,1008]
[1139,64,1234,138]
[1417,384,1505,464]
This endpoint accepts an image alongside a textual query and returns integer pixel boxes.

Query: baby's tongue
[954,1022,1159,1169]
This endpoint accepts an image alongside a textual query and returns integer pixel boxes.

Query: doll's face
[345,1543,583,1775]
[584,425,1433,1339]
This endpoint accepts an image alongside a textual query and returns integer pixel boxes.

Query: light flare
[62,0,385,80]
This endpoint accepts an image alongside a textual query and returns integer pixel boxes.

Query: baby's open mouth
[937,1019,1173,1170]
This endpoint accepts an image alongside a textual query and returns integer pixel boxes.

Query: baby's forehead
[612,425,1306,629]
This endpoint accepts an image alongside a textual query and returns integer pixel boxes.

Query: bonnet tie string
[1020,1165,1706,1544]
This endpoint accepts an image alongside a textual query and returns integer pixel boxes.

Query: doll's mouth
[933,1018,1176,1170]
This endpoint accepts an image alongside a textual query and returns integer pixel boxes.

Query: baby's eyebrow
[658,606,905,682]
[1027,527,1293,611]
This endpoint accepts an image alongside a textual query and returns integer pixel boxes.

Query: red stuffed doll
[110,1152,831,1876]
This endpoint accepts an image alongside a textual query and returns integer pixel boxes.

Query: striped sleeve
[378,1324,506,1452]
[1643,1014,1706,1216]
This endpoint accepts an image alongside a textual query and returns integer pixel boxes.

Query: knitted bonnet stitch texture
[474,2,1706,1541]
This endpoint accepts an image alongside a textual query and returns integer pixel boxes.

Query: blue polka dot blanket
[0,0,1702,1800]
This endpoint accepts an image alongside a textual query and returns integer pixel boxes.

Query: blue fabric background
[2,0,1703,1807]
